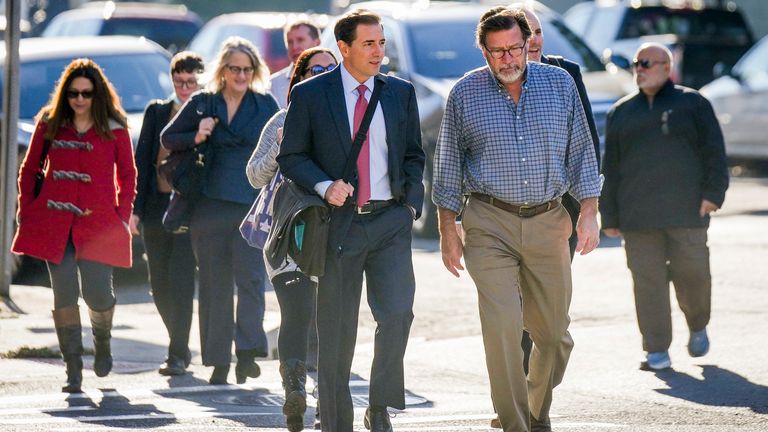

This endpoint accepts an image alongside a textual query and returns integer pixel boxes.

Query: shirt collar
[340,62,376,96]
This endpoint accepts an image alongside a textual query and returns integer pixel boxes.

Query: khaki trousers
[462,197,574,432]
[622,227,711,353]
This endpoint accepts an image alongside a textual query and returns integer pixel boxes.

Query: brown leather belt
[471,193,559,218]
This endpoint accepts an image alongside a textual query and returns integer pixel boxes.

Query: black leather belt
[356,199,396,215]
[471,193,559,218]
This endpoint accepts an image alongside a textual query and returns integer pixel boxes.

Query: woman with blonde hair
[13,58,136,393]
[162,36,279,385]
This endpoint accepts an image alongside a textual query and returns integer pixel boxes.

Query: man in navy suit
[278,9,425,432]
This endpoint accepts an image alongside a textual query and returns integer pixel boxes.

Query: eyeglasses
[632,59,669,69]
[308,64,337,76]
[485,42,527,59]
[66,89,94,99]
[172,78,199,89]
[226,65,255,75]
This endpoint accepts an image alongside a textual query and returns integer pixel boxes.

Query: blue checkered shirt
[432,63,601,213]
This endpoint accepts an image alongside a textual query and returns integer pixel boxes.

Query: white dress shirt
[314,63,391,202]
[269,64,292,109]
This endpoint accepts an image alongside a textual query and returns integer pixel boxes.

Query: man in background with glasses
[433,7,600,432]
[601,43,729,372]
[270,20,321,108]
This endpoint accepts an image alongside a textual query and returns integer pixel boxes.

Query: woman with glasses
[13,58,136,393]
[246,46,337,432]
[161,37,279,385]
[131,51,204,377]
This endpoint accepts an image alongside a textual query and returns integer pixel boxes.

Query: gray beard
[494,65,524,84]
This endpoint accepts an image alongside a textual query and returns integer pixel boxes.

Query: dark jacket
[600,80,729,231]
[161,90,279,205]
[134,97,174,219]
[277,68,425,251]
[543,55,600,168]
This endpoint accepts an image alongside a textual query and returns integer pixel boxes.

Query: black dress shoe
[531,415,552,432]
[159,356,186,376]
[364,406,393,432]
[209,365,230,385]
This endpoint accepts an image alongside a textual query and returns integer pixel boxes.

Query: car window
[381,19,401,74]
[269,29,288,60]
[405,20,486,79]
[563,3,591,35]
[618,7,751,44]
[101,18,199,51]
[43,17,102,37]
[0,53,172,119]
[733,37,768,89]
[190,24,266,63]
[542,16,603,72]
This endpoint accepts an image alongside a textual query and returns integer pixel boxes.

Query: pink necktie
[354,84,371,207]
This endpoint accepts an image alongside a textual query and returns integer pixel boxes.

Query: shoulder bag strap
[341,79,383,183]
[38,138,52,172]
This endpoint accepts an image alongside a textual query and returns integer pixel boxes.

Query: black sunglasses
[66,89,94,99]
[632,59,668,69]
[308,64,337,76]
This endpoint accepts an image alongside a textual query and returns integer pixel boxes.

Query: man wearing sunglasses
[270,20,321,108]
[278,9,424,432]
[433,7,600,432]
[600,43,729,371]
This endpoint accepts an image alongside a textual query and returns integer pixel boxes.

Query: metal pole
[1,0,22,312]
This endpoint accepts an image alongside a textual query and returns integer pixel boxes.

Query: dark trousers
[623,227,711,353]
[48,237,115,311]
[318,205,415,432]
[272,271,316,362]
[141,193,197,361]
[191,197,269,366]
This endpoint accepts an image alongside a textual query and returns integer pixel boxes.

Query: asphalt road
[0,176,766,431]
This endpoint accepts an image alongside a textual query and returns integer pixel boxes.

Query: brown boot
[53,305,83,393]
[88,305,114,377]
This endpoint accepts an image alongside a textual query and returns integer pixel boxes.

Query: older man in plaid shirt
[432,7,601,432]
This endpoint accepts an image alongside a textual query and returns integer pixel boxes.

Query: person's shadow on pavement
[653,365,768,414]
[55,388,175,428]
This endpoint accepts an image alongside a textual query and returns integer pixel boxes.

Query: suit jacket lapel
[325,69,352,157]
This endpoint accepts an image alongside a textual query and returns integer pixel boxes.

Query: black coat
[600,80,729,230]
[134,97,174,219]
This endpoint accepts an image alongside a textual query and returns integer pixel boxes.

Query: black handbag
[267,80,382,276]
[33,139,52,198]
[157,144,207,196]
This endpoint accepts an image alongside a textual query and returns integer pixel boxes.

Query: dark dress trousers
[134,97,196,362]
[542,55,601,255]
[278,67,425,432]
[162,90,279,366]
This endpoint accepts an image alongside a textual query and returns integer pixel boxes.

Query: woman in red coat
[12,58,136,393]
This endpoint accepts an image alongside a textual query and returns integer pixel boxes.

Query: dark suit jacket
[543,55,600,168]
[162,90,279,205]
[277,67,425,232]
[134,97,174,219]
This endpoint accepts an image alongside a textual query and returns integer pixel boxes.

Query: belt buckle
[518,205,533,217]
[356,204,372,215]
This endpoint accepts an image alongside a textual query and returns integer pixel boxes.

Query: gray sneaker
[688,328,710,357]
[644,351,672,370]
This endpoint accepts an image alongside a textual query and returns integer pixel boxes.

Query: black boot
[53,305,83,393]
[235,349,261,384]
[88,306,114,377]
[209,364,230,385]
[280,359,307,432]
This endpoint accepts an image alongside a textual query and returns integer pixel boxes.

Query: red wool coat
[12,120,137,268]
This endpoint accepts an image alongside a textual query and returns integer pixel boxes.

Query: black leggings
[272,271,316,362]
[47,239,115,312]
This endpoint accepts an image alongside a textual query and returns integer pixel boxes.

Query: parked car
[321,1,633,236]
[700,35,768,163]
[564,0,754,89]
[188,12,329,75]
[0,35,173,284]
[41,1,202,53]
